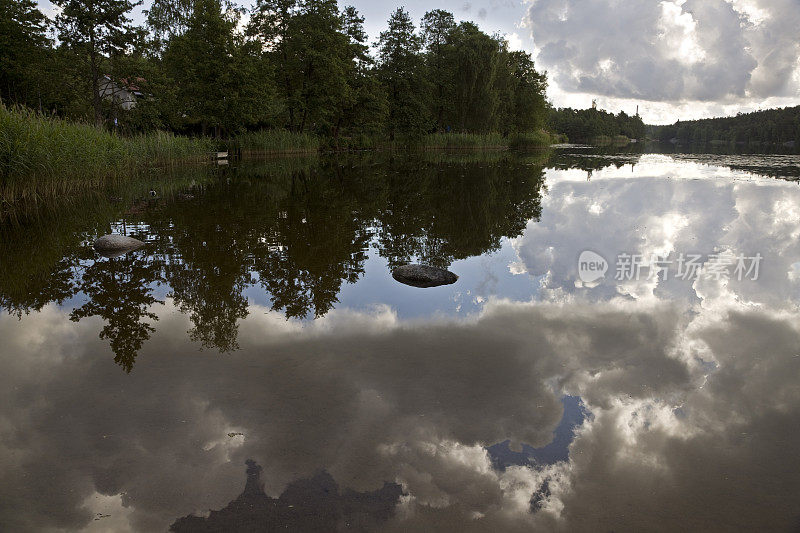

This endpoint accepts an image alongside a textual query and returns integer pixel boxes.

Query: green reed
[507,130,558,150]
[232,129,321,154]
[0,105,213,208]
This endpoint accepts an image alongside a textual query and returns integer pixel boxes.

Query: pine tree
[0,0,50,106]
[376,8,431,139]
[421,9,455,131]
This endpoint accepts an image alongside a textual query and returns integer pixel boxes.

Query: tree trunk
[89,30,102,126]
[333,116,342,150]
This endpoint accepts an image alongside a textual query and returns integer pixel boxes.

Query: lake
[1,147,799,531]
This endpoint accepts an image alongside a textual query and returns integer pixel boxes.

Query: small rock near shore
[391,264,458,288]
[93,234,145,257]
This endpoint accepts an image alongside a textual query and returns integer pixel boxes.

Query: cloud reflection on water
[1,293,799,531]
[1,152,800,531]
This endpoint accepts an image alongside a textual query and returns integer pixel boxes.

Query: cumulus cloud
[2,278,800,530]
[4,154,800,531]
[525,0,800,104]
[0,296,689,532]
[513,154,800,307]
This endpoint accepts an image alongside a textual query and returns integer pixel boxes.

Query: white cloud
[525,0,800,121]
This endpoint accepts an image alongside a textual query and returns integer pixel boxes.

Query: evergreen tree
[376,8,431,139]
[421,9,455,131]
[0,0,50,107]
[164,0,272,135]
[331,6,387,142]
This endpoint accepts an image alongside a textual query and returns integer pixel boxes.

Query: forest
[649,106,800,147]
[0,0,549,142]
[547,107,646,143]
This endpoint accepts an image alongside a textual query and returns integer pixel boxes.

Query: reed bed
[233,129,321,154]
[416,133,506,150]
[0,105,212,208]
[332,132,555,152]
[507,130,558,150]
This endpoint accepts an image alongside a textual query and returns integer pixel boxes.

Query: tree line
[649,106,800,147]
[547,107,646,143]
[1,0,549,140]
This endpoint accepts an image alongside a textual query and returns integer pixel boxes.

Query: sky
[36,0,800,124]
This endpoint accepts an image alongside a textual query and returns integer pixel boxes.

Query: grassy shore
[232,129,321,155]
[0,105,213,207]
[322,131,561,151]
[1,105,559,212]
[233,129,561,153]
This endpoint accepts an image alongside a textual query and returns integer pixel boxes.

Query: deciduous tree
[54,0,143,125]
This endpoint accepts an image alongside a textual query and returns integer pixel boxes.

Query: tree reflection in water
[170,460,404,532]
[70,251,164,373]
[0,152,552,370]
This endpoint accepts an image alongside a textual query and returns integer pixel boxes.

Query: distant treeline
[1,0,549,142]
[649,106,800,147]
[547,107,646,143]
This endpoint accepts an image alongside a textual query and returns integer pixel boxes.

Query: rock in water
[391,264,458,288]
[93,234,145,258]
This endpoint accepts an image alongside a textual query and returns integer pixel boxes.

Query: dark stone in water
[93,234,145,258]
[392,264,458,288]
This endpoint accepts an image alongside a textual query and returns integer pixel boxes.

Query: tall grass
[233,129,321,154]
[235,131,557,153]
[592,134,631,146]
[329,132,555,152]
[416,133,506,150]
[0,105,212,208]
[507,130,556,150]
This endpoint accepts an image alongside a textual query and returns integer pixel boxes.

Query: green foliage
[248,0,353,133]
[376,8,432,139]
[53,0,144,125]
[507,130,554,149]
[417,133,505,150]
[0,0,50,106]
[232,129,320,153]
[419,17,548,136]
[496,51,548,134]
[146,0,194,50]
[0,104,212,208]
[421,9,456,129]
[649,106,800,148]
[1,2,554,148]
[163,0,272,135]
[548,107,645,143]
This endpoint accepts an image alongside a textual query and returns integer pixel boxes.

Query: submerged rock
[93,234,145,258]
[392,264,458,288]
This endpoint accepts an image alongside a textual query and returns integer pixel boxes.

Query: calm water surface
[1,149,799,531]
